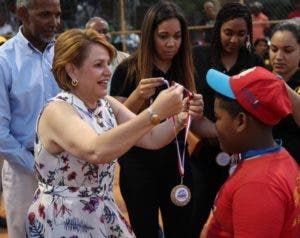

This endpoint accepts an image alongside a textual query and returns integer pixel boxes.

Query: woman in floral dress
[25,28,204,237]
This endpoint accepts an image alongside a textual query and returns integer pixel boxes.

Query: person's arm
[107,93,188,149]
[232,182,285,238]
[286,84,300,126]
[121,77,164,113]
[110,61,164,113]
[40,86,185,164]
[0,60,34,172]
[191,117,218,138]
[186,92,217,138]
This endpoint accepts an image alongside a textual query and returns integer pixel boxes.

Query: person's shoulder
[115,51,130,63]
[117,50,130,58]
[289,68,300,85]
[0,36,19,66]
[0,35,17,53]
[293,68,300,78]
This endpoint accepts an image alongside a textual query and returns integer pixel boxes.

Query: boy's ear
[235,112,248,133]
[18,6,29,23]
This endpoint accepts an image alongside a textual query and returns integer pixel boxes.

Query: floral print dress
[25,91,135,238]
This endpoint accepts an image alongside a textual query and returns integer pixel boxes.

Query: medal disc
[170,184,191,207]
[215,152,231,166]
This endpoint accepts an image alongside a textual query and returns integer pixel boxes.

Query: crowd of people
[0,0,299,237]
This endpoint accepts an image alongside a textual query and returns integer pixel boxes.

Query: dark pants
[119,148,194,238]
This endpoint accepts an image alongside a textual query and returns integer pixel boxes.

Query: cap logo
[241,88,260,108]
[232,67,256,80]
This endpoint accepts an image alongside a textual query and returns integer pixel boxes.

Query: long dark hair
[211,2,253,67]
[124,0,195,91]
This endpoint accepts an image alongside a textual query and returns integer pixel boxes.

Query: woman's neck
[73,91,98,110]
[221,51,239,71]
[274,67,299,82]
[154,57,172,73]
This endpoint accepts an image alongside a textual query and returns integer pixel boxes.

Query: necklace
[87,103,103,126]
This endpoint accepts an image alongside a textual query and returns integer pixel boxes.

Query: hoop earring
[71,78,78,87]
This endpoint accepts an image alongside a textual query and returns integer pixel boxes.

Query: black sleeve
[192,45,216,121]
[110,60,137,97]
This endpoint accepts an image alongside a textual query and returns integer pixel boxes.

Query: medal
[170,184,191,207]
[171,91,193,207]
[161,81,193,207]
[215,152,231,166]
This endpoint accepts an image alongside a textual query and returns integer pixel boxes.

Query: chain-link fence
[0,0,299,51]
[188,0,299,46]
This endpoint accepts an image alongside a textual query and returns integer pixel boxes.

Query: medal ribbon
[240,140,282,160]
[162,79,192,178]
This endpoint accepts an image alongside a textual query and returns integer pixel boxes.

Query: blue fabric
[0,27,59,172]
[206,69,235,99]
[241,140,282,160]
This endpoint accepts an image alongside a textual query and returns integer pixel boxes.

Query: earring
[71,78,78,87]
[246,35,251,51]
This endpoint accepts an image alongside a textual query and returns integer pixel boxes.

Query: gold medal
[170,184,191,207]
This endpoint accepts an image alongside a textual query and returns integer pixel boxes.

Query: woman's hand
[184,93,204,121]
[134,77,164,100]
[150,85,184,120]
[174,93,204,128]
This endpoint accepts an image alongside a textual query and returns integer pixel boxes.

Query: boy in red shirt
[200,67,300,238]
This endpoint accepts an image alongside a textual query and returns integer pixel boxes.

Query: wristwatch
[147,107,161,125]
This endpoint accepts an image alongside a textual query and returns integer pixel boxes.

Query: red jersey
[206,149,300,238]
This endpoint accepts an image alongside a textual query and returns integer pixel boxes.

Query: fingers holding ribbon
[188,93,204,120]
[137,77,164,100]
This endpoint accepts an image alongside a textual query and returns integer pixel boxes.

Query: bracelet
[147,107,161,125]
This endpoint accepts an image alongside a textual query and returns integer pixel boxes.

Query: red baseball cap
[206,66,292,125]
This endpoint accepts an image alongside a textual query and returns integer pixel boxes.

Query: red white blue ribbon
[163,79,192,178]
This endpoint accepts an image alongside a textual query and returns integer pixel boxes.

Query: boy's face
[214,97,240,154]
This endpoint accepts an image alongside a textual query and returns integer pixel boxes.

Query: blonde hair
[52,28,115,91]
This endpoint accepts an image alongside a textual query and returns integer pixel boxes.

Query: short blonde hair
[52,28,115,91]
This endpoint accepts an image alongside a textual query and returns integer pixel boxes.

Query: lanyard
[163,79,192,178]
[240,140,282,160]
